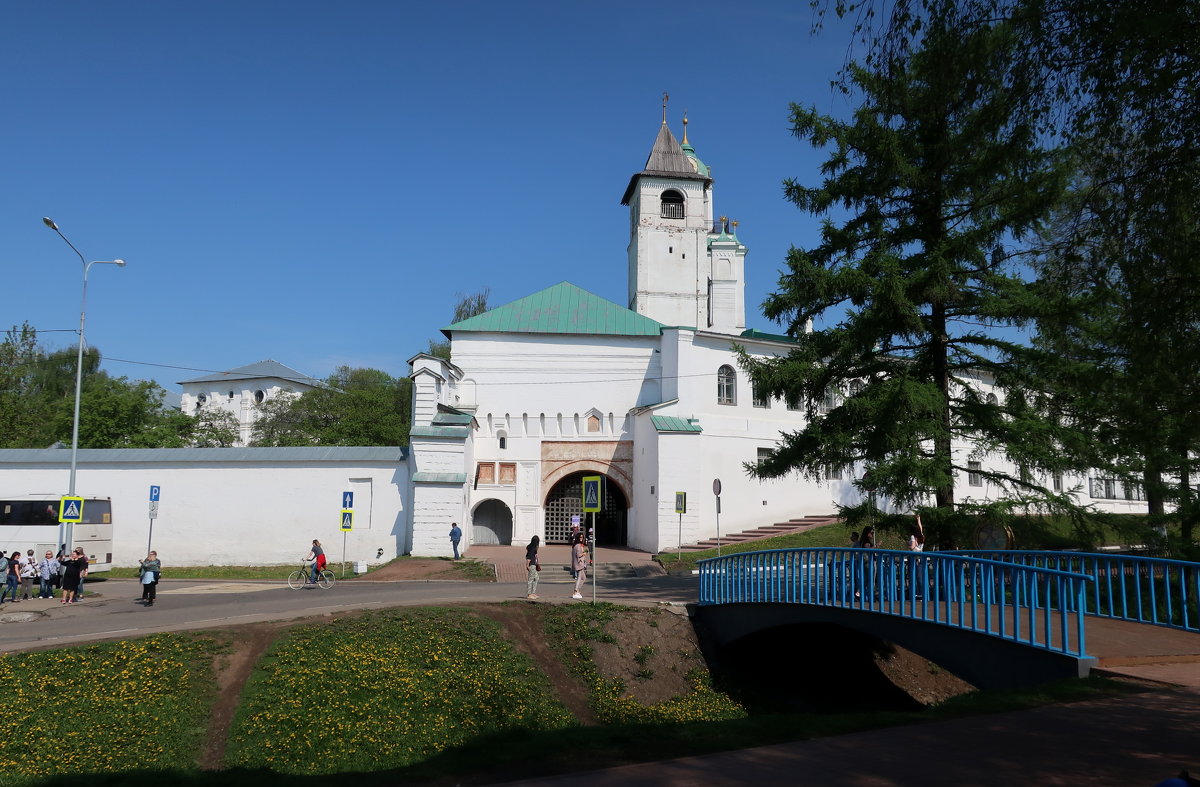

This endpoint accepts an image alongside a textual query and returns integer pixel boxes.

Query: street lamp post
[42,217,126,553]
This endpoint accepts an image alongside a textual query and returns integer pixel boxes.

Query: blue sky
[2,1,864,393]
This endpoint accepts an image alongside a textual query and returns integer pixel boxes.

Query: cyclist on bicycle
[304,539,326,584]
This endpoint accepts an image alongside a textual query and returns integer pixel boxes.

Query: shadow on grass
[31,677,1140,787]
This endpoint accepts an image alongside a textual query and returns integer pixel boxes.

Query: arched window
[717,365,737,405]
[497,429,508,450]
[985,393,999,405]
[660,189,684,219]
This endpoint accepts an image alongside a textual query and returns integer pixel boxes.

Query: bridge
[693,548,1200,689]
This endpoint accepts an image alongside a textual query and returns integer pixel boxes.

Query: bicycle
[288,563,336,590]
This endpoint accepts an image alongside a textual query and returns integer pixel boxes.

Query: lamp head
[42,217,59,231]
[113,259,126,267]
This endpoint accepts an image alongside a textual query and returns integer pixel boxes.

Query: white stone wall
[0,449,408,566]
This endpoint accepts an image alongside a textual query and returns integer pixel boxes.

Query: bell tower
[621,102,745,334]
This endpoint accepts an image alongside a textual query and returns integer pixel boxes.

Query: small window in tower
[660,189,684,219]
[254,390,265,404]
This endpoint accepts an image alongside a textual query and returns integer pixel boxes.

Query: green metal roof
[432,412,473,426]
[741,329,798,345]
[651,415,703,433]
[409,425,470,439]
[446,282,664,337]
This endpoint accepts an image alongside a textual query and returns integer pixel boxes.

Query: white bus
[0,496,114,573]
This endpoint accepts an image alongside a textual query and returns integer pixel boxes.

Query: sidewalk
[466,544,666,583]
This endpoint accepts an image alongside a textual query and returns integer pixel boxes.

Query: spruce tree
[743,15,1070,539]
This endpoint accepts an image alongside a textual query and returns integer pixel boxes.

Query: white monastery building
[0,115,1145,566]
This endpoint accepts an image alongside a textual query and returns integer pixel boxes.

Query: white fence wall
[0,448,408,567]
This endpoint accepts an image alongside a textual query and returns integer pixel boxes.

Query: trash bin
[353,561,368,574]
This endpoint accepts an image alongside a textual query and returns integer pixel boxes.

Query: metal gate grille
[544,473,627,545]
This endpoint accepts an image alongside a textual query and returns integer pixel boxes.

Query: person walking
[449,523,462,560]
[524,536,541,599]
[19,550,37,600]
[139,551,161,606]
[37,551,59,599]
[858,526,876,548]
[570,532,590,600]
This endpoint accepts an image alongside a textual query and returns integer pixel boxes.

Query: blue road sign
[342,491,354,509]
[150,485,161,502]
[340,510,353,531]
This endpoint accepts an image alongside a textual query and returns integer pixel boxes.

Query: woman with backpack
[139,551,161,606]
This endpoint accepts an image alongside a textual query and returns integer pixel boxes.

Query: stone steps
[671,515,841,553]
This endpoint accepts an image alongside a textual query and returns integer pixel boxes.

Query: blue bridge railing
[697,548,1094,658]
[954,550,1200,634]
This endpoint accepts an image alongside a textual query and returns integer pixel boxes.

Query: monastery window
[476,463,496,485]
[1089,476,1117,499]
[968,461,983,487]
[497,430,507,450]
[757,448,772,467]
[717,365,737,406]
[660,189,684,219]
[498,463,517,485]
[848,380,865,396]
[228,391,234,399]
[986,393,999,405]
[818,386,840,414]
[825,465,844,481]
[254,390,265,405]
[752,382,769,409]
[1052,472,1063,493]
[785,392,802,411]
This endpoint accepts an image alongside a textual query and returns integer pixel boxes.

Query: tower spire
[682,111,689,144]
[661,91,669,125]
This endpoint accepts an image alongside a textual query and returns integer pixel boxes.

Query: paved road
[0,574,698,653]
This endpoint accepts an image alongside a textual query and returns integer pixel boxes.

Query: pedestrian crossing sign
[582,476,602,512]
[340,510,353,531]
[59,496,84,524]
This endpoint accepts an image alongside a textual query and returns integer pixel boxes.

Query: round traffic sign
[712,478,722,496]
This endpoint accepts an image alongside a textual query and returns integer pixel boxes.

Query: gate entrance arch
[472,499,513,545]
[544,472,628,546]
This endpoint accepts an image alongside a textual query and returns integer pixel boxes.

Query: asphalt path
[0,574,699,653]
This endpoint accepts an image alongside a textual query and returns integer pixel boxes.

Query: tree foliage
[0,324,188,449]
[427,288,491,360]
[743,13,1073,537]
[250,366,412,447]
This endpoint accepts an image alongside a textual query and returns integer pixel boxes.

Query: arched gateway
[543,472,628,546]
[472,499,513,545]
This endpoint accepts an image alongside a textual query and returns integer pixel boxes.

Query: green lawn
[223,607,574,774]
[0,634,217,783]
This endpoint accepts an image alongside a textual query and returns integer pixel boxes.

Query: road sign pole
[147,518,154,556]
[342,530,347,578]
[590,511,597,606]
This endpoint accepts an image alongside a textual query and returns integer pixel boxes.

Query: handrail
[698,548,1094,657]
[953,550,1200,633]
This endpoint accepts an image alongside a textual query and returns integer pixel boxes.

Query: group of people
[524,530,592,601]
[0,547,162,608]
[0,546,93,604]
[849,515,926,552]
